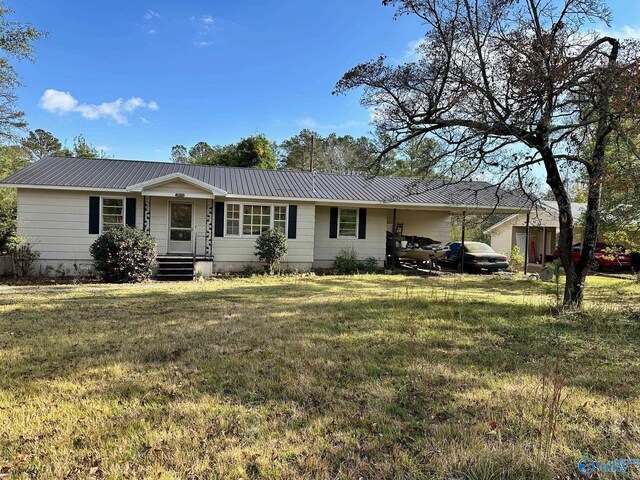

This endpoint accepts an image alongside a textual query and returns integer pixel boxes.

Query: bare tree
[0,4,46,141]
[335,0,640,307]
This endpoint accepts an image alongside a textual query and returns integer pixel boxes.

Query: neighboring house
[1,156,527,277]
[485,201,587,264]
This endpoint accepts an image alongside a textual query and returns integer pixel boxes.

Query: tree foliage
[21,129,63,160]
[596,124,640,251]
[277,129,439,176]
[21,130,105,159]
[0,4,46,141]
[335,0,640,307]
[59,134,104,158]
[171,135,277,169]
[0,145,29,251]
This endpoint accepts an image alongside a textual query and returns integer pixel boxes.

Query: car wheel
[590,259,601,272]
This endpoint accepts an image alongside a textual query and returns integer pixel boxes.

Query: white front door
[168,202,193,254]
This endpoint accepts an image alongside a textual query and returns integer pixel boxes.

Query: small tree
[6,235,40,277]
[254,228,288,274]
[90,226,157,283]
[543,259,564,307]
[509,245,526,273]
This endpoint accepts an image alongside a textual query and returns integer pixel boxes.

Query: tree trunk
[540,147,583,308]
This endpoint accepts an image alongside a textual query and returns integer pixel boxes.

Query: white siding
[489,213,563,258]
[489,224,514,256]
[211,201,315,272]
[143,180,211,197]
[388,209,451,244]
[149,197,209,256]
[313,206,387,268]
[16,188,143,275]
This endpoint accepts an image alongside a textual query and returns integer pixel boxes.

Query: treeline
[21,129,106,161]
[16,127,441,179]
[172,129,441,177]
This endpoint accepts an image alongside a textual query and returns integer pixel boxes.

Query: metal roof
[541,200,587,219]
[0,156,529,210]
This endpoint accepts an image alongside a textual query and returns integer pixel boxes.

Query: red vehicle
[552,242,632,271]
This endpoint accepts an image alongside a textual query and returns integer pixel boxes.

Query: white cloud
[146,28,156,34]
[297,116,366,131]
[96,145,111,152]
[202,15,214,28]
[189,14,220,47]
[139,116,150,124]
[143,9,161,20]
[39,89,159,125]
[596,24,640,39]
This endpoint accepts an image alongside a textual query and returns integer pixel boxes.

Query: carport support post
[524,213,530,275]
[391,208,397,268]
[460,211,466,274]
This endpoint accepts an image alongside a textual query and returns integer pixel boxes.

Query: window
[243,204,271,236]
[274,205,287,232]
[339,208,358,237]
[226,203,240,235]
[102,197,125,231]
[224,203,287,237]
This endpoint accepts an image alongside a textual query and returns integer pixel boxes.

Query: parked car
[552,242,632,271]
[438,241,509,272]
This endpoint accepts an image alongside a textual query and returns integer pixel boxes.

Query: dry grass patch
[0,275,639,479]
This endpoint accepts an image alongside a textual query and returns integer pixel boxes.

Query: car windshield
[465,243,494,253]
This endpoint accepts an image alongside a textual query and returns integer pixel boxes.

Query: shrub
[241,264,260,276]
[7,235,40,277]
[334,248,380,274]
[509,245,525,272]
[334,247,360,274]
[254,228,288,274]
[90,226,157,283]
[360,256,379,273]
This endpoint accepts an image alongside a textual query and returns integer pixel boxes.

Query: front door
[168,202,193,254]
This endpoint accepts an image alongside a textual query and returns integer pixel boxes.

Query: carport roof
[1,156,530,211]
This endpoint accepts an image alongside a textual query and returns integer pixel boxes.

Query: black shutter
[329,207,338,238]
[214,201,225,237]
[89,196,100,234]
[125,198,136,227]
[358,208,367,239]
[287,205,297,239]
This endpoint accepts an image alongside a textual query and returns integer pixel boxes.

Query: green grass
[0,274,639,479]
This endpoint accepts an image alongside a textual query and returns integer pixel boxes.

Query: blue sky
[9,0,640,161]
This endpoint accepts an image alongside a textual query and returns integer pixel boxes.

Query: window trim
[337,207,359,239]
[224,202,241,237]
[223,202,288,238]
[100,196,126,233]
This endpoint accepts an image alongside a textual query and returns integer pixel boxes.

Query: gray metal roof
[541,200,587,219]
[0,156,529,210]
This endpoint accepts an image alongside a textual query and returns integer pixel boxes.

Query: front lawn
[0,275,638,479]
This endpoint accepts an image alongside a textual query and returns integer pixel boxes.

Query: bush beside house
[254,228,288,274]
[90,227,157,283]
[333,247,379,274]
[6,236,40,277]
